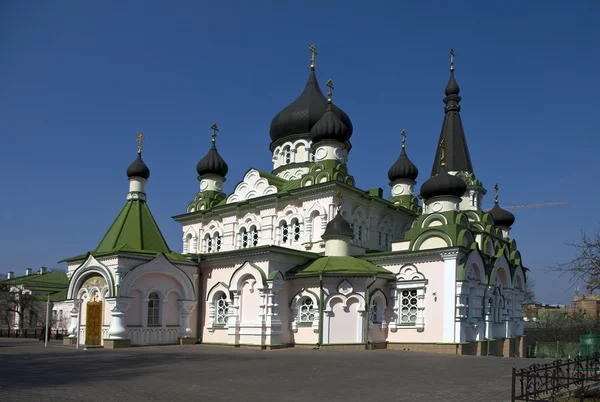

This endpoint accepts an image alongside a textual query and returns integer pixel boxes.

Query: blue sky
[1,1,598,304]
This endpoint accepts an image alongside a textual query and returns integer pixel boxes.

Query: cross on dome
[309,44,317,70]
[326,79,334,103]
[211,123,219,144]
[137,132,144,154]
[335,190,343,212]
[401,129,407,149]
[450,48,455,71]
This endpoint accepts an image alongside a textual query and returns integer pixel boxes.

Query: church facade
[59,48,527,356]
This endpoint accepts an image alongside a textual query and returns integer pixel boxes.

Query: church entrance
[85,301,103,345]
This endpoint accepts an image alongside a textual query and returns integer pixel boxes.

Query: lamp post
[76,300,81,350]
[44,293,50,347]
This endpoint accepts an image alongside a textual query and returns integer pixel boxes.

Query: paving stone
[0,338,551,401]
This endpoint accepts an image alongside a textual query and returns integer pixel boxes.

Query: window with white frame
[206,234,213,253]
[399,289,418,324]
[213,232,222,252]
[284,146,291,164]
[281,221,289,244]
[215,293,229,325]
[147,292,160,326]
[249,225,259,247]
[298,298,315,324]
[291,218,301,243]
[240,228,249,248]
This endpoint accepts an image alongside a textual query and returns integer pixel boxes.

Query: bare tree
[555,228,600,294]
[0,283,42,329]
[523,277,536,304]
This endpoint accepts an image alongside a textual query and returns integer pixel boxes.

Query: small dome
[269,70,353,143]
[420,170,466,200]
[126,153,150,180]
[310,103,351,144]
[445,70,460,96]
[388,147,418,182]
[489,203,515,228]
[322,211,354,239]
[196,143,228,178]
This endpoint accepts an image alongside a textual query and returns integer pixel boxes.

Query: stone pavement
[0,338,550,402]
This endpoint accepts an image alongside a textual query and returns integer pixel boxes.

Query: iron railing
[0,328,67,340]
[512,353,600,401]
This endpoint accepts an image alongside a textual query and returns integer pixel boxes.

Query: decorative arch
[368,289,388,326]
[67,254,116,300]
[229,261,266,292]
[227,169,278,204]
[397,265,427,282]
[324,293,366,312]
[464,211,480,223]
[457,249,485,283]
[412,230,453,251]
[145,287,165,299]
[490,254,512,288]
[513,266,525,290]
[305,201,328,219]
[457,229,475,248]
[120,254,195,300]
[422,213,448,228]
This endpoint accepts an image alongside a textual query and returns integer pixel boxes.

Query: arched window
[291,218,301,243]
[147,292,160,326]
[184,233,192,253]
[216,293,229,325]
[206,234,213,253]
[213,232,222,252]
[249,225,259,247]
[400,289,418,324]
[281,221,289,244]
[298,298,315,323]
[283,146,291,164]
[240,228,249,249]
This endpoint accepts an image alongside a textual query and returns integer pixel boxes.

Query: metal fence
[0,328,68,340]
[512,353,600,401]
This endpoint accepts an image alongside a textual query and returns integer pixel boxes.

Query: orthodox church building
[59,48,527,356]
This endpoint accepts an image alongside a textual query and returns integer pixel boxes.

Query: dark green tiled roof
[285,256,394,279]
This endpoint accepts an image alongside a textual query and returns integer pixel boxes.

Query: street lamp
[44,293,50,348]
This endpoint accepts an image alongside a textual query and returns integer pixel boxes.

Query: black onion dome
[489,203,515,227]
[126,153,150,180]
[445,70,460,96]
[196,143,229,177]
[420,170,466,200]
[310,103,351,144]
[388,147,418,182]
[269,70,353,143]
[322,211,354,239]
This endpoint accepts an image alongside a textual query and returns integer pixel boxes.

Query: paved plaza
[0,338,549,401]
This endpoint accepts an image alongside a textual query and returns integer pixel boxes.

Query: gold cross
[211,123,219,144]
[450,48,455,71]
[439,139,446,167]
[401,129,406,149]
[335,190,343,212]
[494,183,499,204]
[136,132,144,154]
[309,44,317,70]
[326,79,334,101]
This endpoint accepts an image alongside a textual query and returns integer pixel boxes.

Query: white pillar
[178,300,196,338]
[67,300,79,338]
[106,297,131,339]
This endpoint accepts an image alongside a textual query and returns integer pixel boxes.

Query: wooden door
[85,301,102,345]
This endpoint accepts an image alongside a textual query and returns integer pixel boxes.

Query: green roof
[1,271,69,301]
[254,169,302,192]
[285,256,394,279]
[60,199,190,263]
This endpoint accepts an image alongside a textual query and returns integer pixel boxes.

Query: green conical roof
[60,199,189,263]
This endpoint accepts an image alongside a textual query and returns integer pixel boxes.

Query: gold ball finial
[136,132,144,154]
[326,79,334,103]
[309,44,318,70]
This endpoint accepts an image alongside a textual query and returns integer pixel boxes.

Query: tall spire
[430,48,473,176]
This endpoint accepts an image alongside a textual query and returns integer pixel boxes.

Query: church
[58,47,527,356]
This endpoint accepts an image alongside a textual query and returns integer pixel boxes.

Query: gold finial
[326,79,334,103]
[401,129,406,149]
[494,183,499,204]
[309,44,317,70]
[136,132,144,154]
[210,123,219,144]
[335,190,343,213]
[449,48,455,72]
[439,139,446,168]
